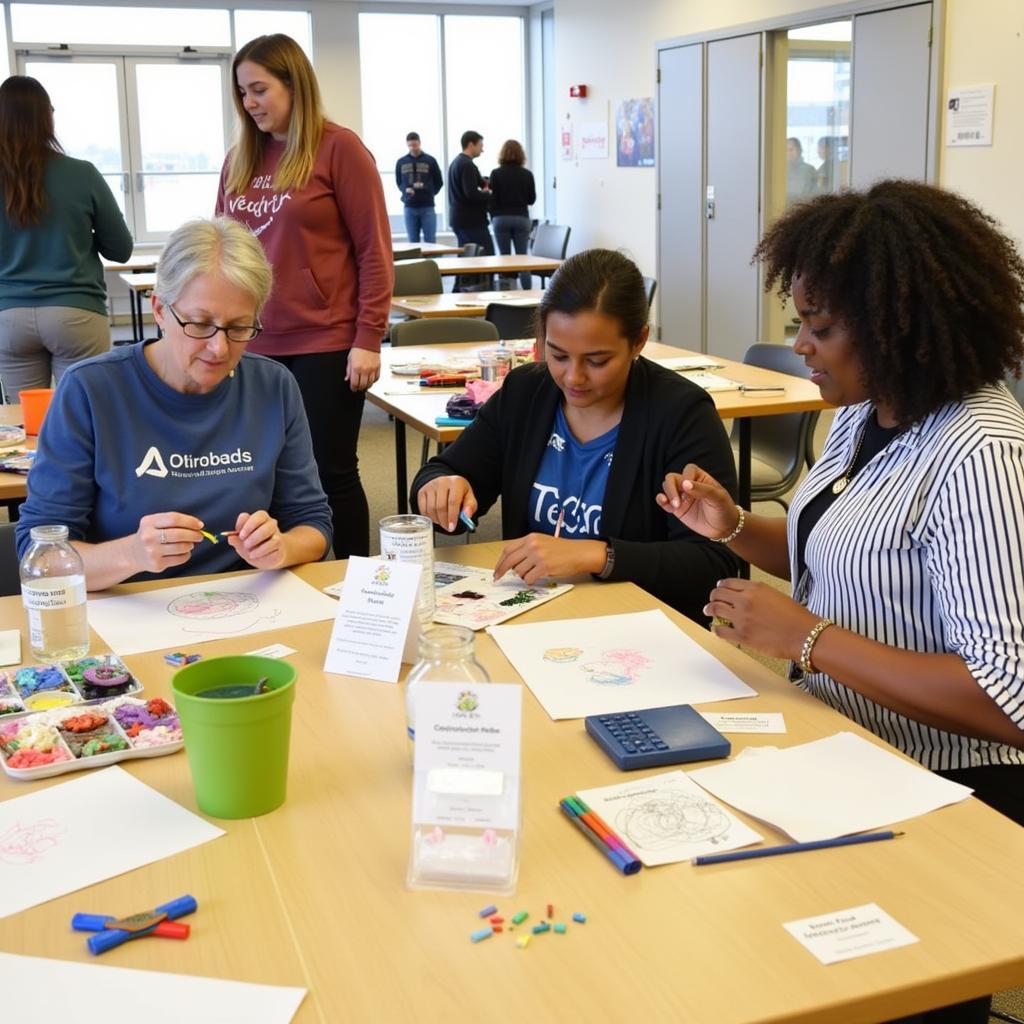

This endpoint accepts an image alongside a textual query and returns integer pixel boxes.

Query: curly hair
[754,179,1024,425]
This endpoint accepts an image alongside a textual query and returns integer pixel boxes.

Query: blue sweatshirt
[395,152,443,207]
[16,342,333,580]
[0,154,133,315]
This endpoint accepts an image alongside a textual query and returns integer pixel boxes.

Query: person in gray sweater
[0,76,133,395]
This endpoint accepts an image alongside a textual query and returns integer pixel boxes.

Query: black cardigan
[410,356,742,624]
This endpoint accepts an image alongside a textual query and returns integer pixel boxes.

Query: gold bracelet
[799,618,835,674]
[714,505,745,544]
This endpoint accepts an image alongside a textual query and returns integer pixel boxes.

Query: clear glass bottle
[20,525,89,662]
[406,626,490,746]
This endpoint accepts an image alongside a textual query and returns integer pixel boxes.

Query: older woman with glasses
[15,217,332,590]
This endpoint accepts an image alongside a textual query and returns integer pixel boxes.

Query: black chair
[393,247,422,262]
[485,302,537,342]
[530,223,571,287]
[730,342,821,511]
[390,317,501,464]
[0,522,20,597]
[642,276,658,311]
[454,243,484,292]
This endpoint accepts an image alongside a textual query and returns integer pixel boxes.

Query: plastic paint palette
[0,424,26,448]
[0,695,183,781]
[0,656,143,718]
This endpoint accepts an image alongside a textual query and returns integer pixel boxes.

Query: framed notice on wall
[946,84,995,147]
[560,121,574,160]
[579,121,609,159]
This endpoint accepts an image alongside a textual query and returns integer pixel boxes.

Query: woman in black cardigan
[411,249,740,624]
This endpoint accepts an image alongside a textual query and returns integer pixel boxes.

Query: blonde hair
[156,218,273,313]
[224,34,325,196]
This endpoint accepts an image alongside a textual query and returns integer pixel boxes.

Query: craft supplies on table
[0,655,143,717]
[0,695,182,780]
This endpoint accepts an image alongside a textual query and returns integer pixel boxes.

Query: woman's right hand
[416,476,477,533]
[132,512,204,574]
[656,464,739,540]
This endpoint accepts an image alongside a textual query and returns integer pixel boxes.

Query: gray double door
[657,3,934,361]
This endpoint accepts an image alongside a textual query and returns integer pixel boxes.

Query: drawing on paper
[615,788,732,848]
[543,647,583,663]
[168,591,282,636]
[0,818,64,865]
[498,589,540,608]
[580,648,652,686]
[431,571,573,630]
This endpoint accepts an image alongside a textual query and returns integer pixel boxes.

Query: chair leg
[420,436,430,466]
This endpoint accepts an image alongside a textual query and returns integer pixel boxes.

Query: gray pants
[0,306,111,396]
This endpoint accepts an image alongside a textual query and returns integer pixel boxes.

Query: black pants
[269,349,369,558]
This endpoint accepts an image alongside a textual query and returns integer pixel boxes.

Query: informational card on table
[323,557,421,683]
[783,903,919,965]
[699,712,787,734]
[413,682,522,831]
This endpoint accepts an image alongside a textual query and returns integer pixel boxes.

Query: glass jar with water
[20,525,89,661]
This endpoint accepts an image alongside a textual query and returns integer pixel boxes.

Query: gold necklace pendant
[831,476,849,495]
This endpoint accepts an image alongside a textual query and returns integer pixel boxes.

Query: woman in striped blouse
[659,180,1024,826]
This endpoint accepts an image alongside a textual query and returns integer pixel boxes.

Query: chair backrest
[732,342,820,490]
[531,223,571,260]
[390,317,501,347]
[485,302,538,341]
[0,522,20,598]
[393,247,422,262]
[642,276,657,311]
[460,242,482,258]
[392,259,443,298]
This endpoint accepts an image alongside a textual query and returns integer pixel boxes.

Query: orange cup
[19,388,54,436]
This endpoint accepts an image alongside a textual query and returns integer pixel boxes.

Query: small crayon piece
[511,911,529,925]
[493,926,503,934]
[478,904,498,918]
[516,935,531,949]
[164,652,202,667]
[458,510,477,532]
[532,922,550,935]
[489,916,504,924]
[572,912,587,924]
[547,902,553,919]
[470,927,493,943]
[554,923,567,934]
[199,530,219,544]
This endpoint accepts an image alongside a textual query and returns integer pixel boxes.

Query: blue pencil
[692,830,903,866]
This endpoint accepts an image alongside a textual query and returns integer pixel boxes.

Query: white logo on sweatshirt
[135,446,169,478]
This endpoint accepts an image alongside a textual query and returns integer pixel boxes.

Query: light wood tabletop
[431,254,561,277]
[1,550,1022,1022]
[391,289,544,319]
[0,405,32,506]
[368,340,831,514]
[393,241,465,257]
[102,253,160,274]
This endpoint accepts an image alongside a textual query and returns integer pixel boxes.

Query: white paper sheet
[0,954,305,1024]
[433,570,573,630]
[783,903,919,965]
[576,770,762,866]
[487,610,756,720]
[688,731,973,842]
[0,766,224,918]
[87,571,339,656]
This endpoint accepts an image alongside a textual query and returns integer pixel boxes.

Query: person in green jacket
[0,76,133,395]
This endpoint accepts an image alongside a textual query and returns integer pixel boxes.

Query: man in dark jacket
[446,130,493,256]
[395,132,443,244]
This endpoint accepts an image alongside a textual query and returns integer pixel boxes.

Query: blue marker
[459,510,477,533]
[73,894,198,955]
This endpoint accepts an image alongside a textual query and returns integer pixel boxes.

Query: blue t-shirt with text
[529,405,619,537]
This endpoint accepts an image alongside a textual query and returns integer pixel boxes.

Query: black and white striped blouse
[787,384,1024,770]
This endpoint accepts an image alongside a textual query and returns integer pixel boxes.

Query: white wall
[552,0,1024,272]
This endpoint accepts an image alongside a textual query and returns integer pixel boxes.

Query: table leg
[395,418,408,515]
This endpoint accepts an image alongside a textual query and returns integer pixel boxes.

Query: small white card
[700,712,786,734]
[413,682,522,830]
[323,557,421,683]
[245,642,297,659]
[783,903,919,965]
[0,628,21,666]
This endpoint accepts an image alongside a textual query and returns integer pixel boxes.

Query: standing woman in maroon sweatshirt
[216,34,393,556]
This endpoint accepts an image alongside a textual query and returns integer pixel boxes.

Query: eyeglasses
[166,304,262,343]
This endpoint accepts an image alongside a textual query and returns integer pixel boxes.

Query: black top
[446,153,491,229]
[795,409,904,583]
[488,164,536,218]
[410,357,742,625]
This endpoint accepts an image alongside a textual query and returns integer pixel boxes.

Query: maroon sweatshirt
[216,122,393,356]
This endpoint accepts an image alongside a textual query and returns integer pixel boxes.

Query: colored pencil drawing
[0,817,64,865]
[580,648,652,686]
[167,591,259,619]
[432,571,573,631]
[615,789,732,849]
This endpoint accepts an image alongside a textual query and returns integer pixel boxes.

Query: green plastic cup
[171,655,296,819]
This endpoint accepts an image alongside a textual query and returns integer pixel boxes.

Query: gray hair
[154,217,273,313]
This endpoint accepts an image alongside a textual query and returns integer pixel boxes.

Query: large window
[359,11,527,234]
[9,6,311,242]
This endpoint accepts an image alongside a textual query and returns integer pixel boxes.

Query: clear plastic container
[379,514,435,622]
[405,626,490,745]
[19,525,89,662]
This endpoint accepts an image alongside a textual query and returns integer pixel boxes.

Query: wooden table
[431,254,561,278]
[391,289,544,319]
[368,341,830,515]
[0,405,32,515]
[2,551,1023,1022]
[393,242,465,257]
[102,253,160,274]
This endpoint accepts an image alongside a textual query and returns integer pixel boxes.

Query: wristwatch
[596,542,616,580]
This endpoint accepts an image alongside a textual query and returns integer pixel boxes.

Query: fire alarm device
[569,85,588,98]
